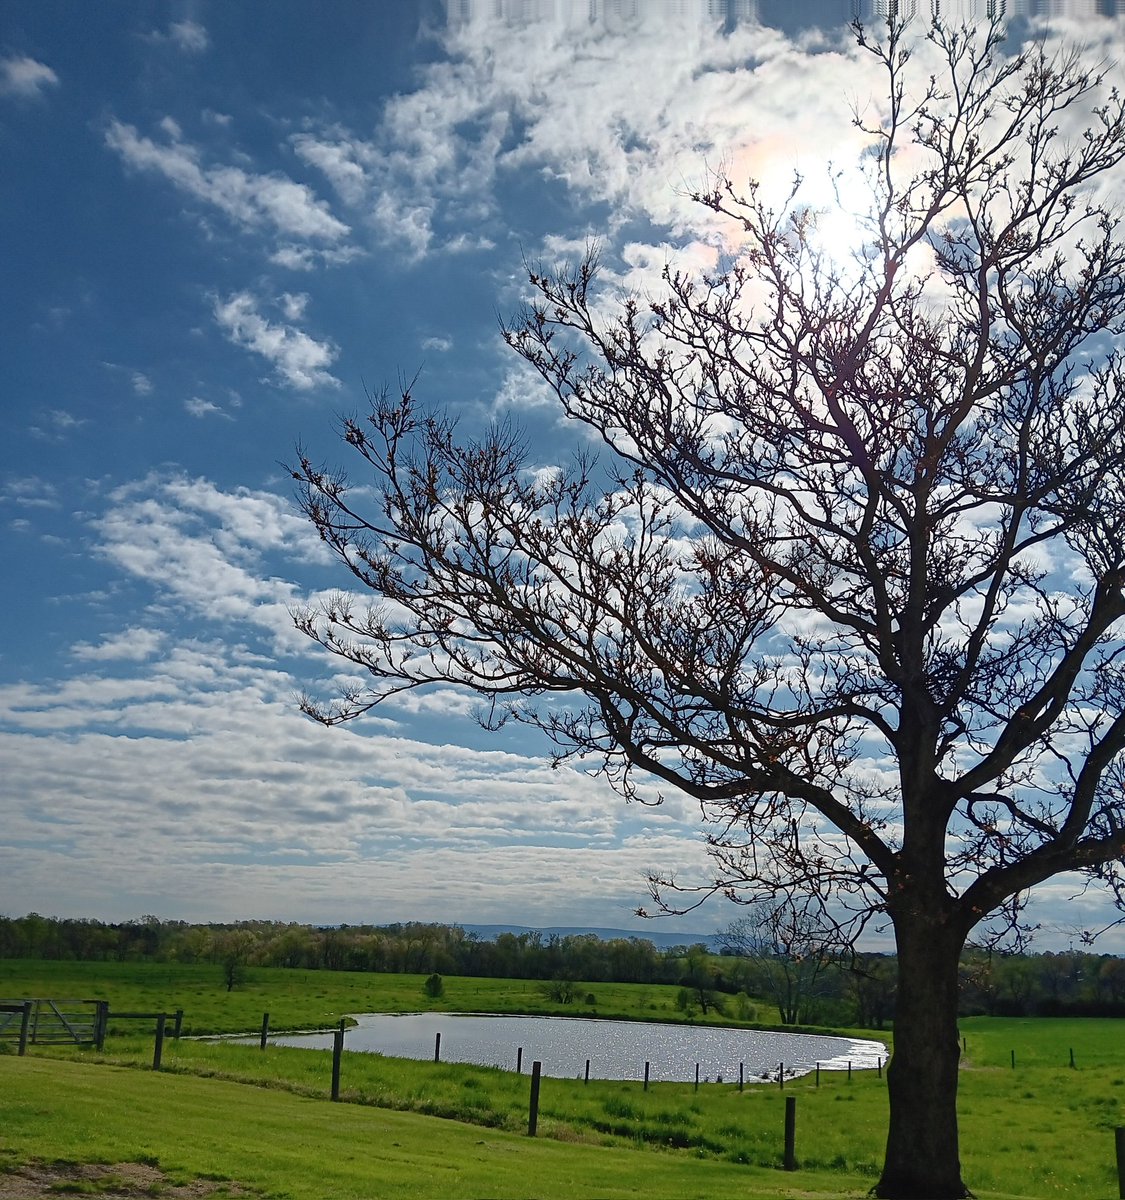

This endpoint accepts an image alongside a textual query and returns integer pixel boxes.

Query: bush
[423,972,444,998]
[541,978,575,1003]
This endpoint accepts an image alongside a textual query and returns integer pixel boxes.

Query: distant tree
[996,953,1040,1015]
[423,972,444,998]
[214,930,255,992]
[1096,956,1125,1005]
[677,944,723,1016]
[721,904,835,1024]
[294,18,1125,1198]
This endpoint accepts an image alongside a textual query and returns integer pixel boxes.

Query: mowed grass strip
[2,1056,875,1200]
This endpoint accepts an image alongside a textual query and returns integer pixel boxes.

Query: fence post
[17,1002,31,1056]
[260,1012,270,1050]
[695,1062,700,1091]
[739,1061,744,1092]
[783,1096,797,1171]
[848,1060,852,1083]
[516,1046,523,1074]
[878,1056,883,1078]
[1011,1049,1016,1069]
[643,1061,650,1091]
[95,1001,108,1051]
[173,1009,183,1039]
[527,1061,542,1136]
[815,1061,820,1087]
[1069,1047,1075,1069]
[584,1058,590,1084]
[152,1014,166,1071]
[331,1020,344,1101]
[1115,1127,1125,1199]
[779,1061,784,1089]
[434,1032,441,1063]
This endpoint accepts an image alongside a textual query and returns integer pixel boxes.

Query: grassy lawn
[3,961,1124,1197]
[1,1056,869,1200]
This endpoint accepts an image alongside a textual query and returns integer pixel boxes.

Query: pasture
[0,958,769,1036]
[2,960,1124,1197]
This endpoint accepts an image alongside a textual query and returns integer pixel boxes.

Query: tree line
[0,913,693,983]
[3,912,1123,1023]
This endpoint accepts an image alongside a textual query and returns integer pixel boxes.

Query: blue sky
[3,0,1125,948]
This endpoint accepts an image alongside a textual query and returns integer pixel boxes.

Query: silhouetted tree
[294,18,1125,1198]
[721,903,835,1024]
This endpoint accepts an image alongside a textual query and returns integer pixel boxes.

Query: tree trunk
[874,914,970,1199]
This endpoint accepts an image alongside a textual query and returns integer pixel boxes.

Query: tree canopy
[294,18,1125,1198]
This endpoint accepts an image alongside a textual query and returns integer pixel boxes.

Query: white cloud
[71,629,166,663]
[101,361,155,397]
[143,19,210,53]
[279,291,309,320]
[421,335,453,352]
[169,20,209,53]
[372,190,436,260]
[105,120,351,245]
[1,476,59,508]
[184,396,229,418]
[491,360,558,413]
[29,409,86,440]
[285,8,879,265]
[268,243,366,271]
[0,55,59,99]
[213,291,340,391]
[0,644,698,926]
[291,132,373,206]
[82,474,311,655]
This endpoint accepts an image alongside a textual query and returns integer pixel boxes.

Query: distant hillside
[458,923,722,951]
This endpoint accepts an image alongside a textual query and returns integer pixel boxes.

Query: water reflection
[260,1012,886,1082]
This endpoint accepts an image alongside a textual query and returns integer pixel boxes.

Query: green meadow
[0,958,766,1035]
[2,961,1124,1198]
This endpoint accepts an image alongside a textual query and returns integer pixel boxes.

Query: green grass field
[3,1056,876,1200]
[2,961,1124,1198]
[0,959,772,1036]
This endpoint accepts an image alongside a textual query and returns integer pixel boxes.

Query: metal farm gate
[0,998,106,1050]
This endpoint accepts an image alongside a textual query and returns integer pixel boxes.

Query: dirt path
[0,1160,252,1198]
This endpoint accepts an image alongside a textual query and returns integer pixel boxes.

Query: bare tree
[721,903,835,1024]
[293,19,1125,1199]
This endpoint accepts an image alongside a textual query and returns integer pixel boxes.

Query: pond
[258,1012,887,1083]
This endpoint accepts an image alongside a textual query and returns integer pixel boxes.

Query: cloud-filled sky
[3,0,1125,948]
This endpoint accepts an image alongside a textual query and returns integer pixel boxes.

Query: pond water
[258,1012,886,1083]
